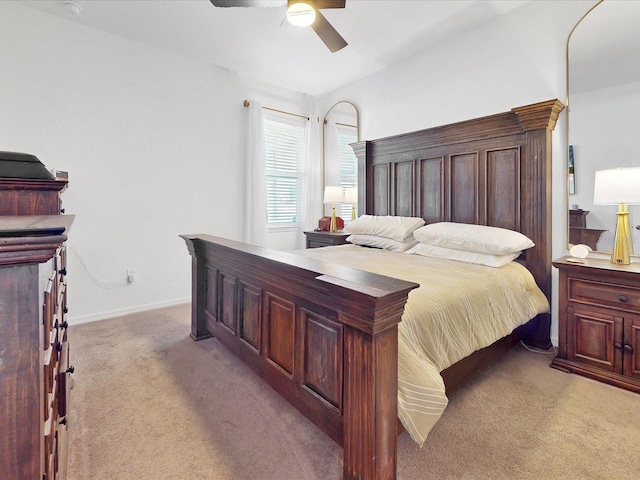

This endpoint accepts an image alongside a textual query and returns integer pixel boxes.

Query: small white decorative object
[569,244,591,259]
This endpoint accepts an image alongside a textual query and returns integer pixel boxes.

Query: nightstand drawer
[308,239,333,248]
[569,277,640,312]
[304,231,349,249]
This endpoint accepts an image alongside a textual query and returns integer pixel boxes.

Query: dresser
[568,209,606,251]
[0,159,73,480]
[552,256,640,393]
[303,230,350,248]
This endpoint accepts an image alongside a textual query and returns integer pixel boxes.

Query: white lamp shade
[344,187,357,204]
[593,167,640,205]
[323,186,343,204]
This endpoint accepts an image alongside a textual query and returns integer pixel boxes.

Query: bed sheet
[296,244,550,446]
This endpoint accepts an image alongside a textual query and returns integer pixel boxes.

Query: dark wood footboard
[181,234,418,480]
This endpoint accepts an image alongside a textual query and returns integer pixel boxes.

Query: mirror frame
[565,0,605,252]
[322,101,360,214]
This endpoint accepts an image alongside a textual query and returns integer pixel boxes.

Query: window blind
[263,112,307,224]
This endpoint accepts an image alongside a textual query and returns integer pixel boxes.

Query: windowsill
[267,224,301,234]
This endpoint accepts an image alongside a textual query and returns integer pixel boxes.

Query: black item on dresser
[0,151,55,180]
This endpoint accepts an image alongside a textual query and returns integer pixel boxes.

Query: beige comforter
[297,244,549,446]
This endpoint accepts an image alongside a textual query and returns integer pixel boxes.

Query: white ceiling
[19,0,530,97]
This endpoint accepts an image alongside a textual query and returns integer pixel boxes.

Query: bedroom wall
[0,1,600,337]
[0,2,312,323]
[317,0,600,345]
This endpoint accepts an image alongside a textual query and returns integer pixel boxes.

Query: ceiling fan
[209,0,348,53]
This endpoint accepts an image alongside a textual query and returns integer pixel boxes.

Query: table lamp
[344,186,357,221]
[593,166,640,264]
[323,186,343,233]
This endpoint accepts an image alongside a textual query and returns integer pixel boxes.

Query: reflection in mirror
[323,101,359,222]
[567,0,640,254]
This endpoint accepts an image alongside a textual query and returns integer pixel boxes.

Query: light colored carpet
[68,304,640,480]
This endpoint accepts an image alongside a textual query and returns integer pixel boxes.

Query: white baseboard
[69,297,190,325]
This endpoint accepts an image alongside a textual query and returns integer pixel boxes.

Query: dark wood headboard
[351,99,564,349]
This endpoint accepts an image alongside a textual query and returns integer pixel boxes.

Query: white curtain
[303,114,323,238]
[244,100,268,247]
[323,119,340,217]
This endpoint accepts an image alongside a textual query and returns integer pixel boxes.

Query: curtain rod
[243,99,309,120]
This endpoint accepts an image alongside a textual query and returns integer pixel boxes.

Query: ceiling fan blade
[311,10,347,52]
[314,0,346,8]
[210,0,285,7]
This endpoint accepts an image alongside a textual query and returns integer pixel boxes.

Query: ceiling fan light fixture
[287,2,316,27]
[63,1,81,15]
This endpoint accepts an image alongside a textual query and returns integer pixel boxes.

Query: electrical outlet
[127,268,135,284]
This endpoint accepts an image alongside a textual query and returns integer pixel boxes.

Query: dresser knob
[60,320,69,329]
[624,344,634,353]
[63,306,69,314]
[59,268,67,276]
[66,365,75,374]
[56,342,63,352]
[59,418,67,426]
[614,342,623,350]
[619,295,628,303]
[60,208,66,214]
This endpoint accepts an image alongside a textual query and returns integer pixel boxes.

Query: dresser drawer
[568,277,640,312]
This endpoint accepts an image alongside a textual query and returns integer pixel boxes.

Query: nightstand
[304,230,350,249]
[552,256,640,393]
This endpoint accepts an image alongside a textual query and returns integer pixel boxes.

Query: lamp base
[330,205,337,233]
[611,203,633,265]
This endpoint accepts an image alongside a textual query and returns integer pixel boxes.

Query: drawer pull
[619,295,628,303]
[64,306,69,314]
[614,342,623,350]
[56,342,63,352]
[59,268,67,276]
[624,344,634,353]
[60,320,69,329]
[59,418,67,426]
[66,365,75,374]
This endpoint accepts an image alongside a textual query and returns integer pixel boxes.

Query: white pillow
[347,234,418,252]
[406,243,520,268]
[412,222,534,255]
[344,215,425,242]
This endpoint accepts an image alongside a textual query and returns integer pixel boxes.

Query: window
[336,124,358,219]
[263,111,307,226]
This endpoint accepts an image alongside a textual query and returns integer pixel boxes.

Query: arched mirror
[567,0,640,253]
[323,101,359,221]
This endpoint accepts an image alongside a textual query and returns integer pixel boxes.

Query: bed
[181,99,563,480]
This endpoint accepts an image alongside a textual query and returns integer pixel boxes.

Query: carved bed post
[183,236,213,340]
[316,273,416,480]
[512,99,564,349]
[336,299,408,480]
